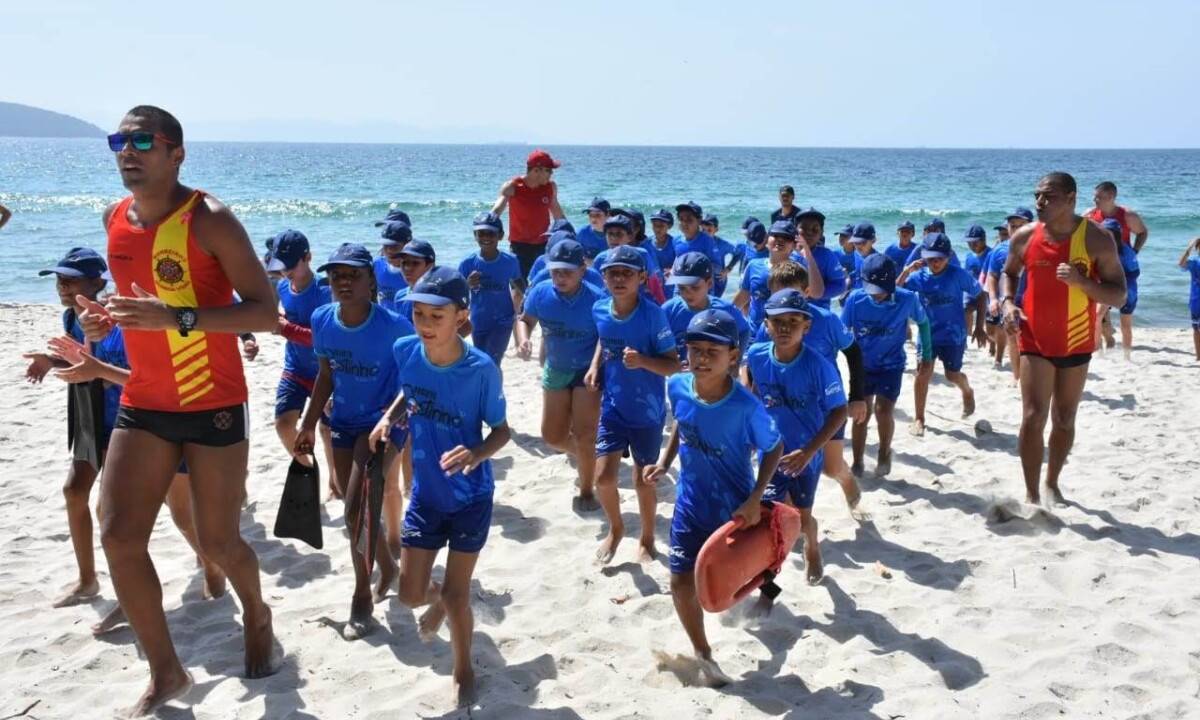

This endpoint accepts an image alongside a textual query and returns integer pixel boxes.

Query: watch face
[179,308,197,329]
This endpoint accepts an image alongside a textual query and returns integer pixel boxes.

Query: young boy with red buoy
[643,309,783,686]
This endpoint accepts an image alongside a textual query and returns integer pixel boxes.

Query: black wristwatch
[176,307,198,337]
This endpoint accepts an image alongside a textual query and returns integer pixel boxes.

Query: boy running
[458,212,525,367]
[661,252,750,363]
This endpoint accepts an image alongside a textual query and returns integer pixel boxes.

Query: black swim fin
[357,446,388,574]
[273,457,323,550]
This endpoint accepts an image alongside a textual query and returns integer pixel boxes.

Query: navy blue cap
[837,223,855,237]
[585,197,611,214]
[603,214,634,233]
[921,232,953,259]
[40,247,107,279]
[768,220,797,238]
[795,207,826,224]
[963,224,987,241]
[1007,207,1035,222]
[317,243,374,273]
[923,218,946,233]
[374,208,412,227]
[601,245,646,272]
[542,218,576,237]
[472,211,504,235]
[684,309,739,347]
[897,220,915,232]
[667,251,713,286]
[701,213,719,228]
[742,216,761,230]
[544,229,577,251]
[398,239,436,263]
[850,221,876,242]
[745,221,767,245]
[612,208,645,228]
[546,239,586,270]
[764,288,813,317]
[675,201,703,218]
[650,209,674,226]
[272,229,311,269]
[861,253,898,295]
[1100,218,1123,234]
[380,220,412,245]
[407,266,469,308]
[993,223,1008,231]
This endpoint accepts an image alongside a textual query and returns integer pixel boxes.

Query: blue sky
[6,0,1199,147]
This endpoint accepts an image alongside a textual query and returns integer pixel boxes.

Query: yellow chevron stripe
[179,383,215,407]
[176,365,212,395]
[171,338,208,367]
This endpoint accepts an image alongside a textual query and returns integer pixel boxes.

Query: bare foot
[850,461,865,479]
[696,653,733,688]
[53,578,100,608]
[202,562,227,600]
[418,600,447,643]
[122,668,193,718]
[1044,482,1067,508]
[373,560,397,604]
[92,604,127,636]
[874,451,892,478]
[245,605,279,678]
[962,389,976,418]
[805,540,825,585]
[342,595,375,641]
[573,492,600,513]
[909,419,926,437]
[595,530,623,565]
[1025,492,1041,505]
[453,669,477,708]
[636,539,657,564]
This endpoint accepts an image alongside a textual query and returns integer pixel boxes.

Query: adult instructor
[1001,172,1125,507]
[80,105,279,716]
[491,149,565,278]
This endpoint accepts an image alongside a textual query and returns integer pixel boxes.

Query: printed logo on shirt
[327,349,381,378]
[757,382,812,412]
[854,324,893,339]
[406,386,463,428]
[153,248,189,291]
[824,380,842,397]
[677,420,724,458]
[540,319,593,340]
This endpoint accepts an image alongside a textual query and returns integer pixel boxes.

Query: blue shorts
[864,367,904,402]
[274,375,313,418]
[668,513,720,575]
[595,418,663,466]
[1119,282,1138,315]
[329,422,408,450]
[930,343,966,373]
[402,495,493,554]
[472,323,512,367]
[763,453,823,509]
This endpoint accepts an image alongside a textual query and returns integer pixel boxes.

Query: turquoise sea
[1,139,1196,326]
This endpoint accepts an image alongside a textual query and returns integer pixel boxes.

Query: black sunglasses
[107,132,176,152]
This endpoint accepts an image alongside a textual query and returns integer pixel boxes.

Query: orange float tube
[695,502,804,613]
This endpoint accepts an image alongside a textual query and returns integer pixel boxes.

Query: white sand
[2,302,1199,719]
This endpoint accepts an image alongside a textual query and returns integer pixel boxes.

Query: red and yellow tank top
[1018,219,1096,357]
[1088,206,1131,246]
[507,176,555,244]
[106,190,247,411]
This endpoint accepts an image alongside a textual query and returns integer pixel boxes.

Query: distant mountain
[0,102,104,138]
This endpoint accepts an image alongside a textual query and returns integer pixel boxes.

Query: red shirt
[507,176,555,244]
[1088,206,1131,246]
[1018,220,1097,358]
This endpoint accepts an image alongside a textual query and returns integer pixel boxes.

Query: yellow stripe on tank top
[1064,219,1093,352]
[151,193,210,405]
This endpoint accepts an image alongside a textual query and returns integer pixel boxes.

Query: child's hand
[848,400,867,425]
[368,416,391,452]
[440,445,478,475]
[516,339,533,361]
[47,335,86,365]
[778,448,813,477]
[622,347,644,370]
[293,427,316,457]
[584,367,600,391]
[732,498,763,528]
[52,346,104,384]
[907,259,926,273]
[22,352,53,384]
[972,326,988,348]
[75,295,114,341]
[642,464,668,485]
[467,271,483,291]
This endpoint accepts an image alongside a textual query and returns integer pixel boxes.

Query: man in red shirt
[491,149,565,278]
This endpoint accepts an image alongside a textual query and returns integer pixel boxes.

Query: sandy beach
[2,302,1198,720]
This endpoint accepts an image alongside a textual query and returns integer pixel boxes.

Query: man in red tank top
[1000,172,1126,507]
[77,106,279,716]
[1086,180,1149,348]
[491,149,565,278]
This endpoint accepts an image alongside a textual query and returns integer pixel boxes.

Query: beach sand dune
[2,304,1198,719]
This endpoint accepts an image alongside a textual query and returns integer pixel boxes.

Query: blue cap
[379,220,412,245]
[684,309,739,347]
[768,220,797,238]
[675,201,703,218]
[650,209,674,226]
[544,229,577,251]
[543,218,576,237]
[745,221,767,245]
[923,218,946,233]
[701,213,719,228]
[40,247,108,279]
[612,208,645,228]
[407,266,469,308]
[963,224,987,241]
[398,239,436,263]
[742,216,761,230]
[795,207,826,224]
[374,208,412,227]
[920,232,953,259]
[850,221,876,242]
[667,251,713,285]
[546,239,586,270]
[1007,207,1035,222]
[316,243,374,273]
[1100,218,1123,234]
[764,288,813,317]
[897,220,915,232]
[861,253,898,294]
[271,229,311,269]
[601,245,646,272]
[993,223,1007,231]
[837,223,855,237]
[603,214,634,233]
[472,211,504,235]
[585,197,611,214]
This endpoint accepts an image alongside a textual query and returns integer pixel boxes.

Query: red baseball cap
[526,149,560,169]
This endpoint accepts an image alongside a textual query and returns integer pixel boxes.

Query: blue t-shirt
[906,245,961,268]
[392,336,507,513]
[522,279,604,371]
[575,226,607,259]
[650,236,677,275]
[65,310,127,435]
[311,303,414,429]
[661,295,751,361]
[985,241,1026,305]
[745,342,847,457]
[848,250,880,291]
[593,296,676,427]
[837,249,857,278]
[1185,257,1200,308]
[964,248,992,281]
[738,244,769,273]
[840,288,927,371]
[668,374,781,531]
[903,266,982,346]
[373,257,407,303]
[529,265,604,291]
[391,287,414,324]
[739,257,773,330]
[278,276,332,381]
[673,231,725,296]
[793,245,847,308]
[883,242,917,269]
[752,302,853,372]
[458,251,522,329]
[712,236,738,297]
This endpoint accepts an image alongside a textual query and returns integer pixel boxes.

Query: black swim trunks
[115,403,249,447]
[1019,351,1092,370]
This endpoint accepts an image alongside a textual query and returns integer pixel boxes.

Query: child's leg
[875,396,897,476]
[334,443,374,637]
[437,550,481,705]
[669,572,732,686]
[540,389,574,455]
[376,447,402,602]
[1194,327,1200,360]
[593,451,624,564]
[164,472,226,599]
[274,408,308,466]
[994,324,1007,367]
[851,396,874,475]
[946,369,975,417]
[799,507,822,584]
[319,423,340,499]
[570,385,601,507]
[397,545,441,635]
[1120,312,1133,360]
[1093,305,1109,352]
[912,361,934,434]
[1007,337,1021,382]
[56,460,100,606]
[400,437,413,497]
[822,438,863,516]
[632,460,657,561]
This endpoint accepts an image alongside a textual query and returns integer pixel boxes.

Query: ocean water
[1,139,1196,326]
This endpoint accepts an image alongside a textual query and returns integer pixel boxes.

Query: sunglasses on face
[107,132,176,152]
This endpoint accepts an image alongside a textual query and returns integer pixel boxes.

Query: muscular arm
[491,179,515,216]
[1126,210,1149,254]
[190,197,278,333]
[548,182,564,220]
